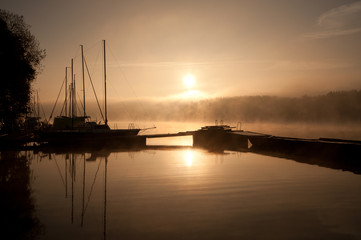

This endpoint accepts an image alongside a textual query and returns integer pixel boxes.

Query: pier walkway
[142,126,361,162]
[141,131,195,138]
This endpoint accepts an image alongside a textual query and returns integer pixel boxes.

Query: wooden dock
[4,124,361,166]
[143,124,361,160]
[141,131,195,138]
[142,125,361,159]
[4,124,360,174]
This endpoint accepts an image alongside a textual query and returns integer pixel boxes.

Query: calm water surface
[2,123,361,239]
[28,148,361,240]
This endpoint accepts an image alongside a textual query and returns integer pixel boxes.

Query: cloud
[305,1,361,39]
[304,27,361,39]
[108,60,271,69]
[318,1,361,28]
[268,59,353,71]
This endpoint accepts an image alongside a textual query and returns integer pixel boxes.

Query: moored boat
[39,40,143,147]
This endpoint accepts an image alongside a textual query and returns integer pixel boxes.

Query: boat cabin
[52,116,88,130]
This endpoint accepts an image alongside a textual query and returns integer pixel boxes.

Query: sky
[2,0,361,103]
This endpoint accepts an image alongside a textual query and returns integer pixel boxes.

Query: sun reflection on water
[185,150,193,167]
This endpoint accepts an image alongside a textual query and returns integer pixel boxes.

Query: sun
[183,74,195,88]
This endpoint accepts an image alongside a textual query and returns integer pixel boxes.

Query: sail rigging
[39,40,142,147]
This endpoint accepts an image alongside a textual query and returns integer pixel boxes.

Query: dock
[143,125,361,164]
[3,124,361,166]
[3,124,360,174]
[142,131,195,138]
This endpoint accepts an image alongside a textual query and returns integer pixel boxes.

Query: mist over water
[242,122,361,140]
[37,89,361,148]
[106,90,361,123]
[41,90,361,134]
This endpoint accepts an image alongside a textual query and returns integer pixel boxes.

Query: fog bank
[41,90,361,124]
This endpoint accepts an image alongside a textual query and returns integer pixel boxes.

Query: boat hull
[38,129,144,147]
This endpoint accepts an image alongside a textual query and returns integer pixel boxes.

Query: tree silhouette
[0,9,46,133]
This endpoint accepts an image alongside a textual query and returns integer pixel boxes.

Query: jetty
[4,124,361,156]
[143,124,361,172]
[142,131,196,139]
[142,124,361,174]
[3,123,361,174]
[3,123,361,160]
[190,125,361,160]
[141,124,361,163]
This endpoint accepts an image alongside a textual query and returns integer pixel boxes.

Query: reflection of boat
[52,152,108,235]
[39,41,143,147]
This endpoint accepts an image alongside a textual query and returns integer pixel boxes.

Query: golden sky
[3,0,361,102]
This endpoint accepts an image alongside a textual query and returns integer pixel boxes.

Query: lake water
[1,122,361,239]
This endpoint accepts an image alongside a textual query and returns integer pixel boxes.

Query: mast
[71,59,76,118]
[70,59,74,117]
[65,67,68,117]
[73,74,77,117]
[81,45,86,117]
[37,91,40,118]
[103,40,108,125]
[33,95,36,117]
[68,84,72,117]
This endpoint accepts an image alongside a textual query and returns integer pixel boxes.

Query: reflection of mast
[65,154,68,198]
[71,153,75,224]
[103,156,108,240]
[61,152,109,234]
[81,154,86,227]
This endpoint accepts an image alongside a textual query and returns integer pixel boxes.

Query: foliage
[0,9,46,132]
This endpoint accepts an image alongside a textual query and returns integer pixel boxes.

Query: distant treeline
[107,90,361,123]
[44,90,361,123]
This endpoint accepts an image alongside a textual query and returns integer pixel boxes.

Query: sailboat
[39,40,144,147]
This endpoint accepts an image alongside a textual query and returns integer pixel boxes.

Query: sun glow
[183,74,195,88]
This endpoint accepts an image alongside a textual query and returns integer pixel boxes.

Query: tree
[0,9,46,133]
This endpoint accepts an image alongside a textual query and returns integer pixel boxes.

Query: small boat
[39,40,144,147]
[192,124,248,150]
